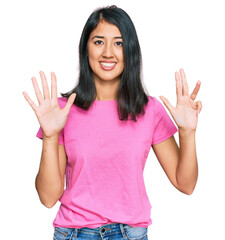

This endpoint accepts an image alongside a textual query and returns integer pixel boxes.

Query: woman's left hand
[159,68,202,132]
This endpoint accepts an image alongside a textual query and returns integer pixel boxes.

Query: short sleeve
[152,97,178,145]
[36,127,64,145]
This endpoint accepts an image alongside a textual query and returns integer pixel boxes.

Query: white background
[0,0,224,239]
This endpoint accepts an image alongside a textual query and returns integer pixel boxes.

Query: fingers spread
[51,72,58,100]
[40,71,50,99]
[175,71,182,100]
[31,77,43,105]
[179,68,189,96]
[190,80,201,101]
[159,95,174,115]
[22,91,38,112]
[63,93,76,115]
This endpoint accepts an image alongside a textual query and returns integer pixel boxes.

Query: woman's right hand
[22,71,76,139]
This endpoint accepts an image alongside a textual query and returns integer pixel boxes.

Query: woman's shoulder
[146,95,166,115]
[146,95,161,107]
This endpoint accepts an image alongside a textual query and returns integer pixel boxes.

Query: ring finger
[190,80,201,101]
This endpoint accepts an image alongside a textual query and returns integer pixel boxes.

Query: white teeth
[100,62,116,67]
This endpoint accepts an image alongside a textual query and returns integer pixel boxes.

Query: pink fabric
[36,96,178,229]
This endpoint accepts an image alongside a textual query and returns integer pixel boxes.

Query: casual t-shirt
[36,95,178,229]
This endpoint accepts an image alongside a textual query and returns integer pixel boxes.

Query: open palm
[159,68,202,132]
[23,71,76,138]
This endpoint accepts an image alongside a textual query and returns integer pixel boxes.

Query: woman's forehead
[89,20,122,39]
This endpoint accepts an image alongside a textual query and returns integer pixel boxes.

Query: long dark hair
[61,5,150,122]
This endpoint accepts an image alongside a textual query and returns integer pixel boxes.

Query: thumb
[159,96,174,116]
[63,93,76,114]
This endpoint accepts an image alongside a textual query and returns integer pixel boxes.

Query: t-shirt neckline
[93,99,117,102]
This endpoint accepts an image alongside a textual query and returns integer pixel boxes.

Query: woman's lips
[99,62,117,71]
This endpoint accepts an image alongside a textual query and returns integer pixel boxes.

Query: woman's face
[87,20,124,83]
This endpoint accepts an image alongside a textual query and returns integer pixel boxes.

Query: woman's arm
[176,129,198,194]
[152,68,202,194]
[35,133,67,208]
[152,131,197,195]
[22,71,75,208]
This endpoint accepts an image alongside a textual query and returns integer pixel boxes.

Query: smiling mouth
[99,62,117,71]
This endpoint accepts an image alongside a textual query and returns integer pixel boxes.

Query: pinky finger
[196,100,202,114]
[22,91,38,113]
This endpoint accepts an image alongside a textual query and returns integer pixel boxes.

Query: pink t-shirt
[36,95,178,229]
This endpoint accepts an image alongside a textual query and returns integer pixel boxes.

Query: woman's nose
[102,43,114,58]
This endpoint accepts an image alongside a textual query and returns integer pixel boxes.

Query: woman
[22,5,202,240]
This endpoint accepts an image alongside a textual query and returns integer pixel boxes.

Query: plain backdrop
[1,0,224,239]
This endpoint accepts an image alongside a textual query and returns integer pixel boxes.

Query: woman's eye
[94,40,103,45]
[115,41,123,46]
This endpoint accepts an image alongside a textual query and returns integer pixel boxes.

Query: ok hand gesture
[22,71,76,139]
[159,68,202,132]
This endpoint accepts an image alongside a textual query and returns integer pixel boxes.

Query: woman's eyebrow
[91,35,123,40]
